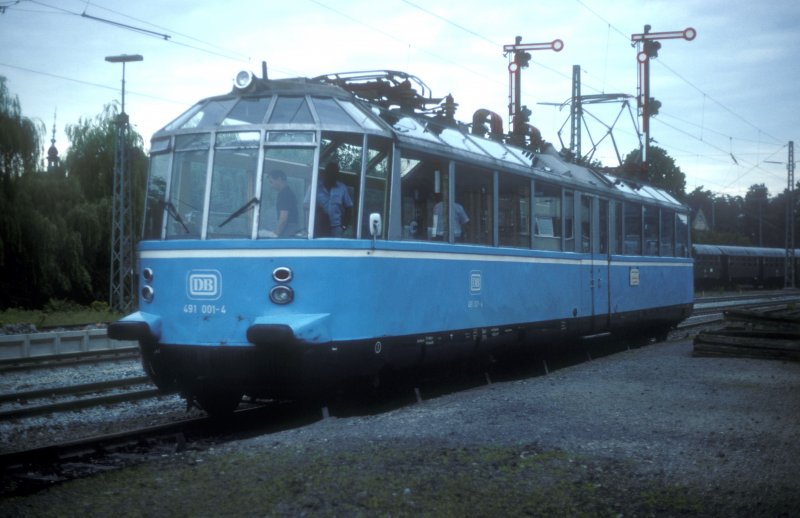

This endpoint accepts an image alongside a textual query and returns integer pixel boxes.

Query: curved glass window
[143,153,170,240]
[269,97,313,124]
[166,134,210,239]
[170,99,236,130]
[207,131,260,239]
[313,97,360,130]
[259,147,315,239]
[222,97,272,126]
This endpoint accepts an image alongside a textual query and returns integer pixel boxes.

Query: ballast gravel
[3,337,799,516]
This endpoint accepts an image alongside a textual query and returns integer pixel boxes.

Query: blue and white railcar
[109,69,693,413]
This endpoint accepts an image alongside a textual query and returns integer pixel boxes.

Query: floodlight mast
[105,53,143,312]
[630,26,695,178]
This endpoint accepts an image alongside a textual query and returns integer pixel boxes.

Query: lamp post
[105,54,142,312]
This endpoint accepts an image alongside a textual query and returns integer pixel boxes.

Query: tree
[621,145,687,200]
[0,76,42,181]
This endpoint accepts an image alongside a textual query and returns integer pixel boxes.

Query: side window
[499,173,531,248]
[534,182,562,251]
[624,202,642,255]
[143,151,170,240]
[455,163,492,245]
[564,190,575,251]
[361,137,392,239]
[400,152,442,241]
[259,145,315,239]
[643,205,660,256]
[676,213,689,257]
[661,209,675,256]
[599,199,609,255]
[317,132,362,238]
[580,195,592,253]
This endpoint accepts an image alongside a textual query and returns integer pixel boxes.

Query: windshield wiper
[166,201,191,234]
[219,197,259,228]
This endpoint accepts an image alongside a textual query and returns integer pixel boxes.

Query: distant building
[46,110,61,174]
[693,208,709,232]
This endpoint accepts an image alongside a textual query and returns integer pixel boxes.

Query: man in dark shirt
[266,169,298,237]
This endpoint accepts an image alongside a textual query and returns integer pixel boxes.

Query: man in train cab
[316,162,353,237]
[433,192,470,242]
[266,169,299,238]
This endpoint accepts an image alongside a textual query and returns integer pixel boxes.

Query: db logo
[187,270,221,300]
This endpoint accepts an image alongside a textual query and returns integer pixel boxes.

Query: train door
[589,197,611,332]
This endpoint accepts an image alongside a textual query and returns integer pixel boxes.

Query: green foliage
[621,145,687,200]
[0,80,147,310]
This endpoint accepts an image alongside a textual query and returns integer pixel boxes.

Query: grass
[0,300,123,329]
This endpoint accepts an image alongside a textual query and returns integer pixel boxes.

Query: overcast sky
[1,0,797,198]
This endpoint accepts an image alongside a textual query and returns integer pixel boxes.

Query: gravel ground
[2,337,799,516]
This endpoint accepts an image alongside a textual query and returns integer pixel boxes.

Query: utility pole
[631,25,695,179]
[570,65,582,160]
[786,141,795,289]
[105,53,143,313]
[503,36,563,146]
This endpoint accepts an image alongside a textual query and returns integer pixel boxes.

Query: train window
[498,173,531,248]
[599,199,609,255]
[676,213,689,257]
[360,137,392,239]
[313,98,361,131]
[259,147,315,239]
[613,201,622,254]
[661,209,675,256]
[534,182,562,251]
[143,152,170,240]
[580,195,592,253]
[624,202,642,255]
[165,134,210,239]
[455,163,492,245]
[316,132,362,238]
[207,131,260,239]
[399,152,445,241]
[643,205,659,256]
[223,97,271,126]
[174,98,236,130]
[564,190,575,252]
[268,97,314,124]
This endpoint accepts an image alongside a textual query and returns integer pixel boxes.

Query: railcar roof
[153,72,685,210]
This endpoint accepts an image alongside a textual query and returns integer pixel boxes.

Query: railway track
[0,376,159,420]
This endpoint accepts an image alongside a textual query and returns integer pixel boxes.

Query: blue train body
[109,69,693,413]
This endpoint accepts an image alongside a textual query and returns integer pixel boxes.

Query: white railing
[0,329,137,362]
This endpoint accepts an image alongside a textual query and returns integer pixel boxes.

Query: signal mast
[503,36,563,147]
[631,25,696,177]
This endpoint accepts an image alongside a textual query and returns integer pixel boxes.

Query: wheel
[139,341,176,392]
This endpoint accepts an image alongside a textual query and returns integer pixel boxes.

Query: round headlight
[272,266,293,283]
[234,70,254,90]
[142,268,154,282]
[142,285,155,303]
[269,285,294,305]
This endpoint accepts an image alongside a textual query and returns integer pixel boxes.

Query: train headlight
[142,268,154,282]
[272,266,293,283]
[234,70,254,90]
[142,285,155,303]
[269,285,294,305]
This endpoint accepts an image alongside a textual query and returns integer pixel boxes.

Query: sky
[1,0,798,199]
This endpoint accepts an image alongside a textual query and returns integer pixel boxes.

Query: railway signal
[503,36,563,146]
[630,25,695,178]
